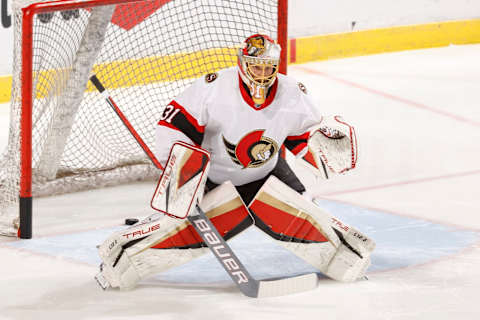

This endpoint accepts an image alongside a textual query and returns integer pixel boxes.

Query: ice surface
[1,44,480,320]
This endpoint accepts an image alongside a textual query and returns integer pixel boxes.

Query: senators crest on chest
[222,130,279,168]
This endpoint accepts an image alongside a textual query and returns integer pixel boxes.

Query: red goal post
[1,0,288,238]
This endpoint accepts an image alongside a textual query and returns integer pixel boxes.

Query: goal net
[0,0,287,237]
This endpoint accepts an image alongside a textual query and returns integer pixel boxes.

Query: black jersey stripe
[169,112,204,145]
[158,100,205,145]
[284,138,307,151]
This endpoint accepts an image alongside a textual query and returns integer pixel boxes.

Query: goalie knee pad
[96,181,253,289]
[249,176,375,282]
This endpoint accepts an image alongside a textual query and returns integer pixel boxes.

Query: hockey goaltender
[94,34,375,294]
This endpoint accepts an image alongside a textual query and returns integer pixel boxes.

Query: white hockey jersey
[155,67,323,186]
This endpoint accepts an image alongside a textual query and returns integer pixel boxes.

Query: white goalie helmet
[238,34,281,105]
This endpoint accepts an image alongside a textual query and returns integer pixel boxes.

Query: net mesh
[0,0,279,235]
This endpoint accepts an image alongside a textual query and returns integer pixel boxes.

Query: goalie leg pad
[96,181,253,289]
[249,176,375,282]
[96,212,167,289]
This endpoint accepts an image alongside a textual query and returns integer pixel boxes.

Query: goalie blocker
[96,142,374,291]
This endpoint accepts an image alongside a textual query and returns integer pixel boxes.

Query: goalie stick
[187,205,317,297]
[89,74,163,170]
[90,74,318,298]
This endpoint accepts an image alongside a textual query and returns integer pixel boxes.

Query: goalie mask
[238,34,281,106]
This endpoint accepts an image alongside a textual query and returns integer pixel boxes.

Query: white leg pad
[97,214,210,289]
[325,245,371,282]
[250,176,375,282]
[97,213,165,266]
[96,180,250,290]
[99,252,141,290]
[97,214,194,289]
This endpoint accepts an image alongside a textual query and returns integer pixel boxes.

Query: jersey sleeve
[155,75,211,167]
[284,82,323,157]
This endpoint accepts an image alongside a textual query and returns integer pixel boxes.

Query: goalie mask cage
[0,0,288,238]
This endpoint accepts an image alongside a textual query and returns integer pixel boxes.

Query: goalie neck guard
[237,34,281,106]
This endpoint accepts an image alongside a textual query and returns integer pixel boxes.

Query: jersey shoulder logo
[222,130,279,168]
[205,72,218,83]
[298,82,307,94]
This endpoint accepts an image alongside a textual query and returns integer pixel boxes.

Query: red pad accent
[152,205,249,249]
[152,223,202,249]
[177,151,208,189]
[302,150,318,169]
[209,206,249,236]
[250,199,328,242]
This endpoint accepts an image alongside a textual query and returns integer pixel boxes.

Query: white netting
[0,0,279,235]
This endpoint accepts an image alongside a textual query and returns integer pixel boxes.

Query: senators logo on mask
[223,130,279,168]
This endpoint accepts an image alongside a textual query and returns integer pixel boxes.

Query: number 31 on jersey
[160,104,180,123]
